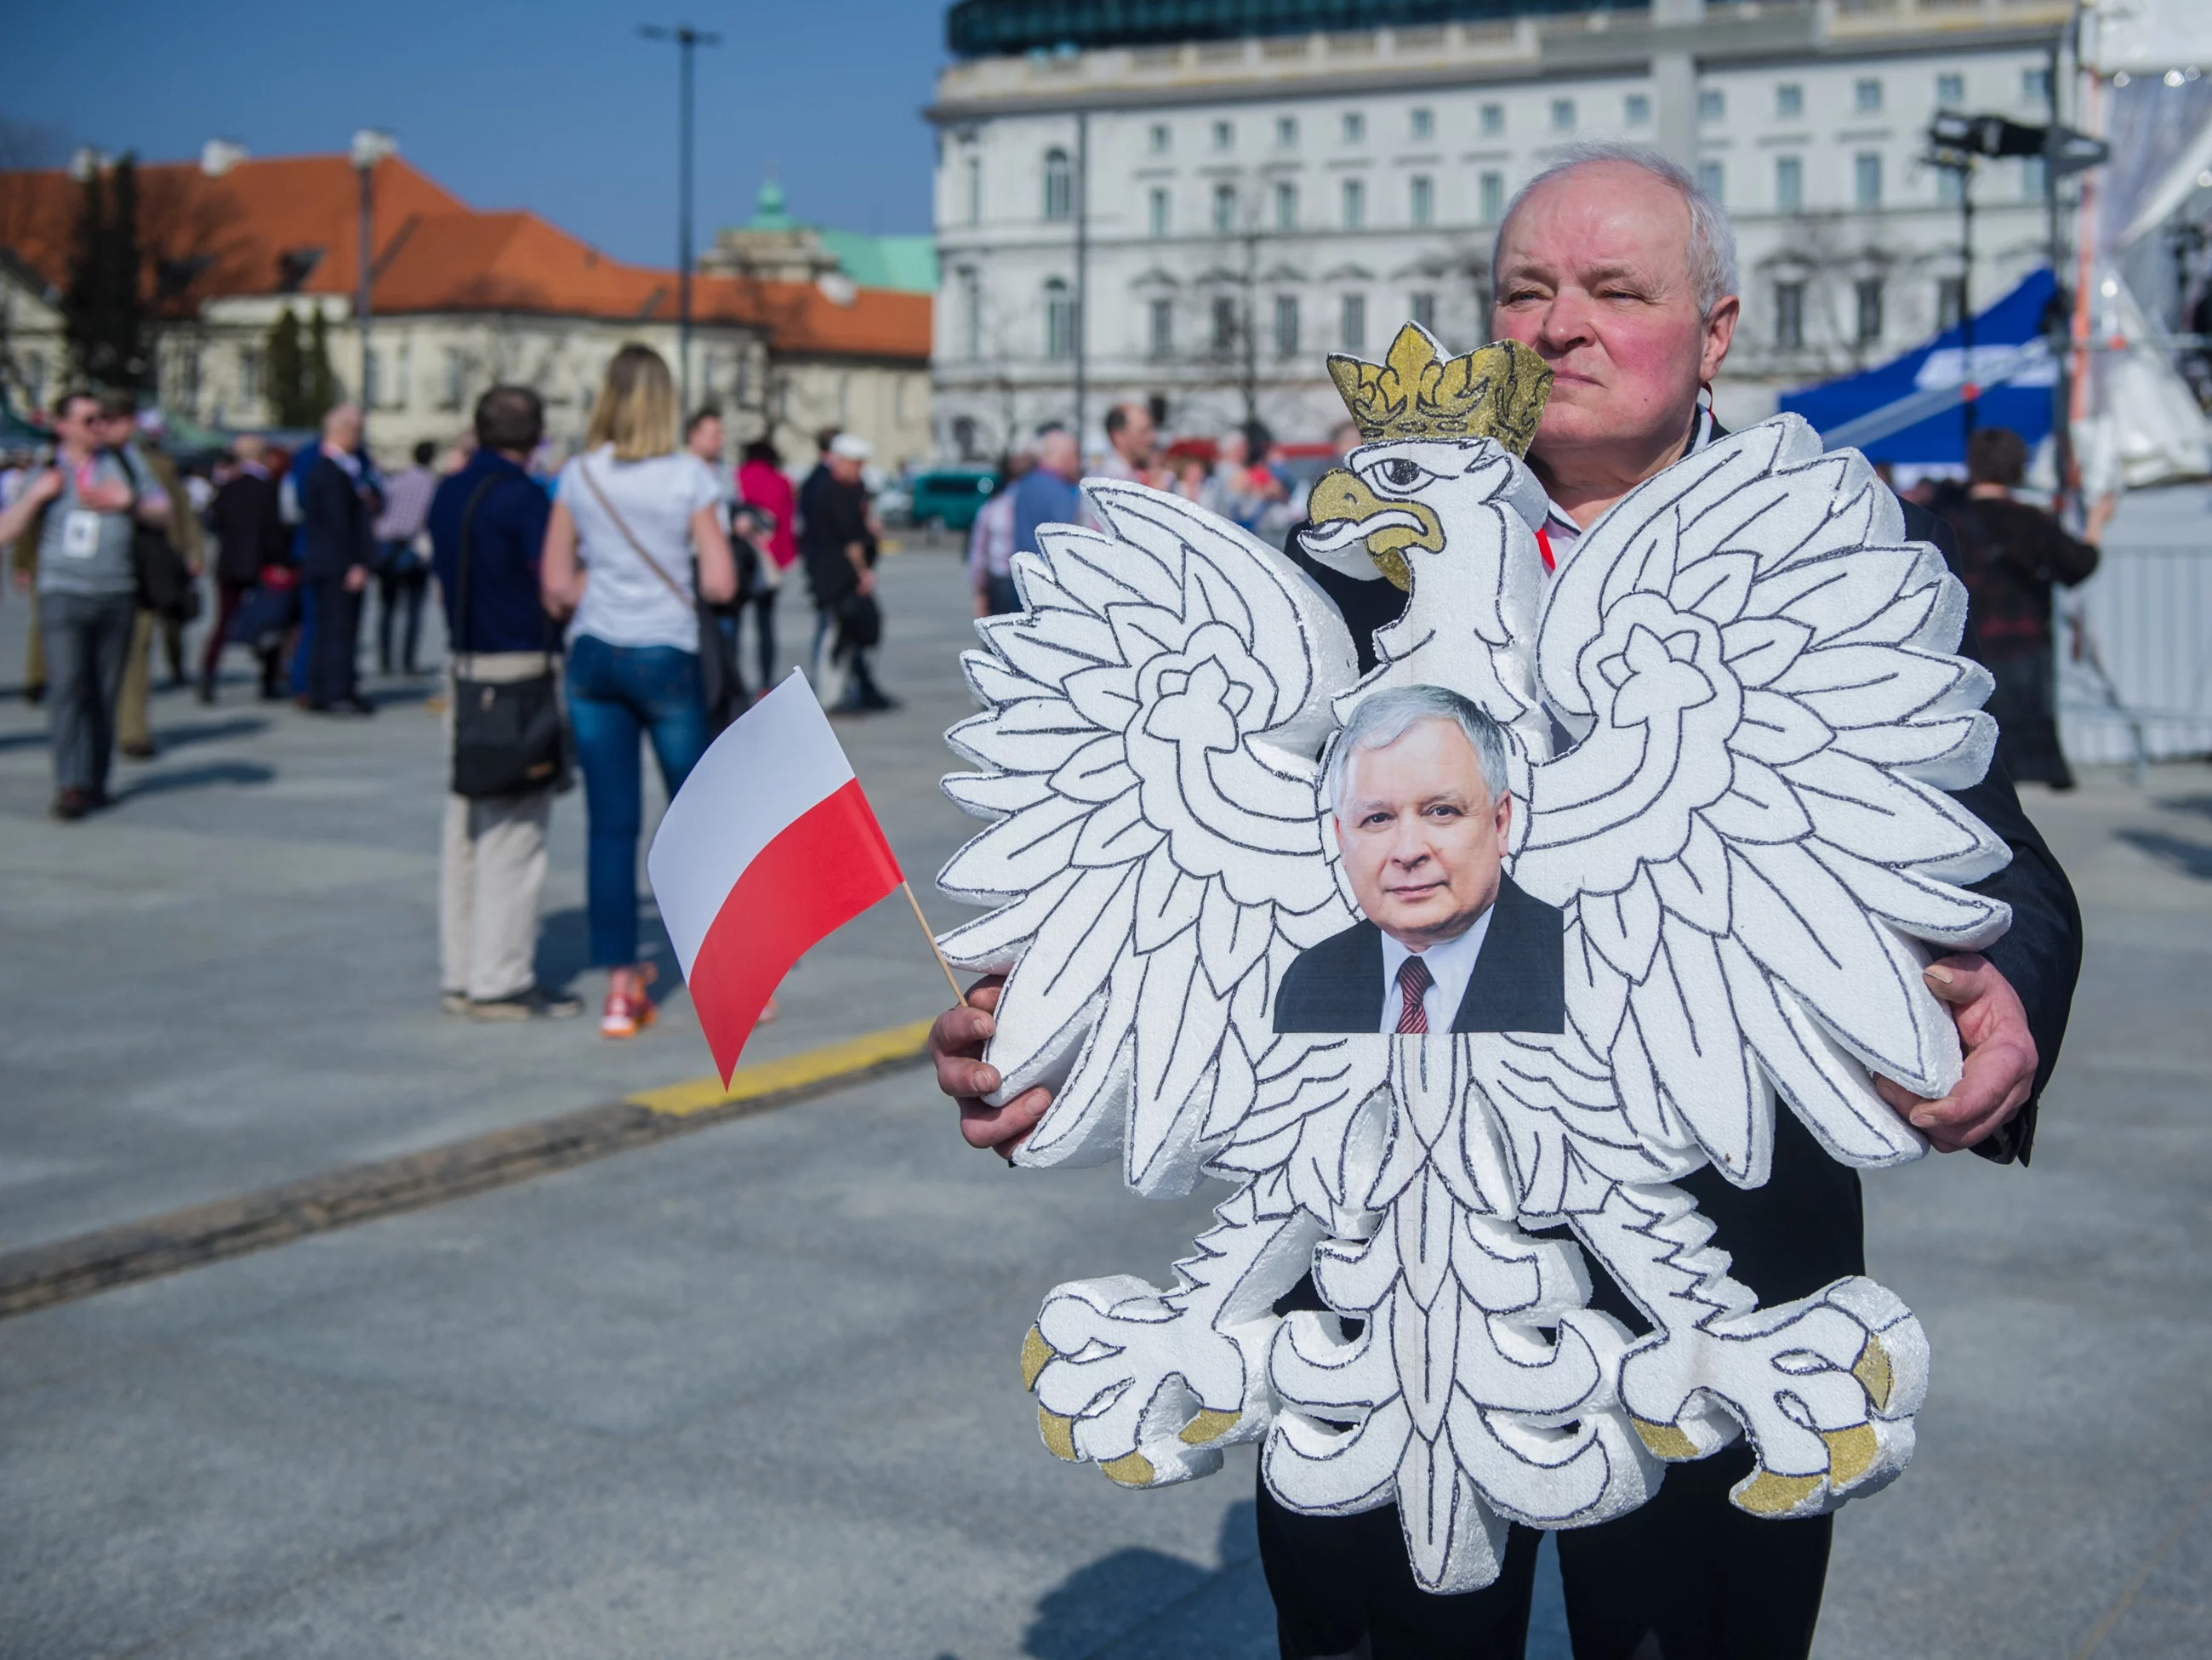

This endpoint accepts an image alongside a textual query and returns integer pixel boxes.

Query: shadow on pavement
[532,905,677,999]
[1022,1499,1261,1659]
[2115,827,2212,881]
[2156,793,2212,823]
[143,716,271,751]
[118,760,276,799]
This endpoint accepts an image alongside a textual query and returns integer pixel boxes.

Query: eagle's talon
[1021,1324,1055,1393]
[1039,1407,1080,1462]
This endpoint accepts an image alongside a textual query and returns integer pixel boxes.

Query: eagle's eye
[1382,459,1422,488]
[1358,453,1444,495]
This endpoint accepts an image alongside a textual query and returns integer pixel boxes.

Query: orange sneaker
[601,965,659,1039]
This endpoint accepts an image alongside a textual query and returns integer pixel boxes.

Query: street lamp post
[351,128,398,448]
[641,22,721,410]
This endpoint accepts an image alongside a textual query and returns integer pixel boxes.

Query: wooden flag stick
[903,880,970,1008]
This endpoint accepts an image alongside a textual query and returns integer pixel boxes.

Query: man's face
[1112,408,1155,466]
[1040,433,1080,480]
[830,453,864,485]
[97,410,135,448]
[690,416,723,460]
[1334,718,1512,950]
[53,398,100,448]
[1490,161,1737,462]
[325,406,362,450]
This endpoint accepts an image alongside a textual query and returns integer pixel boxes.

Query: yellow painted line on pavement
[626,1018,938,1118]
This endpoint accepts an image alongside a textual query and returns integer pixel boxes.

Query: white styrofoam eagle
[934,328,2007,1592]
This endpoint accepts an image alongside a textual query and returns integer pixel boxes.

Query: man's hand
[79,481,133,514]
[1873,955,2037,1153]
[343,565,368,595]
[972,589,991,619]
[930,976,1054,1161]
[857,567,876,598]
[26,468,64,507]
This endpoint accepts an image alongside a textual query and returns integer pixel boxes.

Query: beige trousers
[117,608,157,750]
[439,653,559,1001]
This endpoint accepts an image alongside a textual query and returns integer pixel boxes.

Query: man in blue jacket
[299,403,380,713]
[426,385,580,1023]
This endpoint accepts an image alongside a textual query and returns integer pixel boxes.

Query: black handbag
[450,475,567,798]
[835,588,882,653]
[132,525,200,622]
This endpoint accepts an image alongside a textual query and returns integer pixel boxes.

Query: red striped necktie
[1394,955,1434,1035]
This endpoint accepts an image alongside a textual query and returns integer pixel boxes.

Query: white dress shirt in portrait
[1376,906,1494,1034]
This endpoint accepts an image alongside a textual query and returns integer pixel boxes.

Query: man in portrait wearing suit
[1274,685,1563,1036]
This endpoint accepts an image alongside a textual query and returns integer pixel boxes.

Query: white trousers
[439,653,556,1001]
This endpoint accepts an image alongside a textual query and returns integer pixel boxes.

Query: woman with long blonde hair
[542,343,737,1038]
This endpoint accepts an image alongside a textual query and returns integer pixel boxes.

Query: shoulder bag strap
[576,457,691,607]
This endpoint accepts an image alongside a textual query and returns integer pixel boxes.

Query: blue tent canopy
[1777,267,2060,465]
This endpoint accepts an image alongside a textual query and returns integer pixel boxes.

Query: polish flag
[648,670,903,1083]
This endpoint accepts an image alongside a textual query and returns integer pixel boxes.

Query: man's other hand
[344,565,368,594]
[79,481,133,514]
[26,467,64,507]
[931,976,1053,1161]
[1873,955,2037,1153]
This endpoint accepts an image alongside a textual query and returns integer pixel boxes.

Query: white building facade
[928,0,2072,460]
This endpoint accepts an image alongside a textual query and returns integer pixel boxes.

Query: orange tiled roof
[0,152,928,362]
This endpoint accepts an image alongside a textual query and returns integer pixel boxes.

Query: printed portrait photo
[1275,685,1565,1035]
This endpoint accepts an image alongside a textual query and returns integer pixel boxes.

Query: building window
[1776,282,1805,349]
[391,339,410,409]
[1855,77,1883,113]
[1149,187,1171,237]
[1699,88,1725,122]
[1212,119,1234,151]
[1278,115,1297,147]
[961,269,981,360]
[237,345,259,401]
[1776,82,1803,119]
[1937,166,1964,207]
[965,155,983,225]
[363,347,381,410]
[1275,180,1298,231]
[1343,111,1365,143]
[1341,293,1366,352]
[1045,278,1075,359]
[1274,294,1299,357]
[1043,147,1072,221]
[1697,160,1725,203]
[1411,106,1434,140]
[1480,101,1504,137]
[1626,93,1650,125]
[1936,276,1966,331]
[1211,294,1239,355]
[1149,123,1171,154]
[1410,174,1434,226]
[442,347,466,410]
[1776,154,1802,212]
[1479,170,1505,223]
[1855,151,1882,208]
[2023,67,2051,105]
[1551,98,1576,133]
[1214,182,1238,232]
[1936,72,1964,108]
[1149,297,1173,358]
[2022,155,2048,197]
[1410,291,1436,332]
[952,415,979,459]
[1855,279,1884,346]
[1343,177,1365,229]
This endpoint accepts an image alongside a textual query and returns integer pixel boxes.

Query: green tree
[262,303,336,428]
[265,305,304,425]
[61,152,151,391]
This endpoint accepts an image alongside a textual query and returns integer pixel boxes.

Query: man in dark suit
[932,143,2082,1660]
[1275,685,1564,1035]
[300,402,379,715]
[202,433,288,703]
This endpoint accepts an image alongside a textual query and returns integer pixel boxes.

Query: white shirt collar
[1377,906,1495,1035]
[1535,402,1715,566]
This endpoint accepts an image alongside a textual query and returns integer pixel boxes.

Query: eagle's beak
[1300,469,1444,592]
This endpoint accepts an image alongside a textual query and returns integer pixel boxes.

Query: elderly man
[1276,686,1564,1035]
[1095,401,1159,487]
[1011,425,1081,560]
[301,403,380,715]
[929,140,2079,1659]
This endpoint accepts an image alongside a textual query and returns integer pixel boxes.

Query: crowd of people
[0,345,908,1039]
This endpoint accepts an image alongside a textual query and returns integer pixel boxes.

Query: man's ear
[1494,790,1513,847]
[1701,295,1741,385]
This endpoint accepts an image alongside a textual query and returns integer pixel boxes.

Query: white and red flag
[648,670,904,1082]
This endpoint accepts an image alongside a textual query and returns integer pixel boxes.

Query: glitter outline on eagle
[933,322,2007,1593]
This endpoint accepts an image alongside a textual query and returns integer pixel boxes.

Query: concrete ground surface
[1,544,2208,1657]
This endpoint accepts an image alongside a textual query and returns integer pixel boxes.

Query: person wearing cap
[800,429,893,713]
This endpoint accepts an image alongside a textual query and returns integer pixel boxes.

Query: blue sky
[7,0,947,262]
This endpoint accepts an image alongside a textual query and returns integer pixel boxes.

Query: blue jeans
[565,633,709,967]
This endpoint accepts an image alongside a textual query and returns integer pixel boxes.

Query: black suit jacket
[299,454,377,580]
[1273,465,2081,1326]
[1274,876,1566,1034]
[208,471,286,585]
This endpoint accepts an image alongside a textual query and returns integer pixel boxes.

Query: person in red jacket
[735,438,797,697]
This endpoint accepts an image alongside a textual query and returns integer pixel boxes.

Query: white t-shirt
[559,445,721,652]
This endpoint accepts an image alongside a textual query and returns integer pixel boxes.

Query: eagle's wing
[937,479,1360,1195]
[1504,414,2011,1201]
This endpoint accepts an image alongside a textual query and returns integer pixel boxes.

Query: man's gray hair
[1491,140,1739,319]
[1325,685,1509,813]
